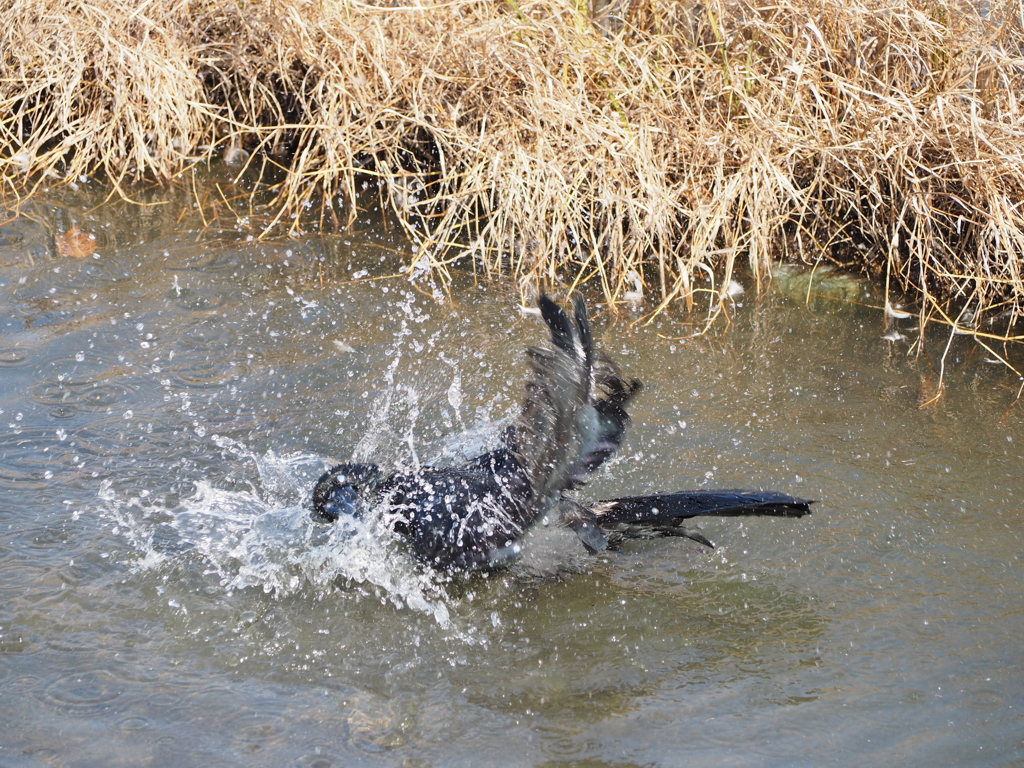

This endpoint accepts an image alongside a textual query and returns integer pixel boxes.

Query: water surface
[1,190,1022,767]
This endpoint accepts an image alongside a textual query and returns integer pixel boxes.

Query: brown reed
[1,0,1022,342]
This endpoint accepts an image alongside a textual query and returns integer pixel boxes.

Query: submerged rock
[771,262,868,303]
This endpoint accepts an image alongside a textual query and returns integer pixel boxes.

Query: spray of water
[104,293,517,631]
[105,435,454,628]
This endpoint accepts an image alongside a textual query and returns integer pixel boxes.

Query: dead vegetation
[2,0,1023,342]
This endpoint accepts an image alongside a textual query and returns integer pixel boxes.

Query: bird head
[311,463,381,523]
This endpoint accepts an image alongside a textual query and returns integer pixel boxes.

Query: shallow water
[1,190,1022,767]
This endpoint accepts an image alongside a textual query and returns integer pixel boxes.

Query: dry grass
[2,0,1024,341]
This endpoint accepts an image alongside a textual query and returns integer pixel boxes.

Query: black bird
[312,295,811,571]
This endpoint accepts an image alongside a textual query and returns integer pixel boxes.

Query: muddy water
[1,192,1022,767]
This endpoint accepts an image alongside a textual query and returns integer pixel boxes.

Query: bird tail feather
[591,490,813,525]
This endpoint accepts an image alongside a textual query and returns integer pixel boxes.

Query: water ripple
[25,355,145,427]
[146,691,181,709]
[170,287,234,313]
[166,361,247,389]
[45,257,125,292]
[177,321,239,350]
[38,668,126,712]
[159,243,241,272]
[30,378,135,410]
[0,215,49,266]
[0,427,83,485]
[965,689,1004,708]
[0,347,31,367]
[116,715,151,731]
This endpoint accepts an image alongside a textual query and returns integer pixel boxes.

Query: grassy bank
[2,0,1023,338]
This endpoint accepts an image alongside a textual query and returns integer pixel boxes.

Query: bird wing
[512,295,641,515]
[513,295,592,512]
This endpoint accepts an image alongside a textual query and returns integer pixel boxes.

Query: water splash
[103,294,517,632]
[104,437,453,628]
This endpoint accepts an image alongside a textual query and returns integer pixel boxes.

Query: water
[1,189,1022,767]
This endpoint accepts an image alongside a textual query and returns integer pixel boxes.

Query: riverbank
[2,0,1022,336]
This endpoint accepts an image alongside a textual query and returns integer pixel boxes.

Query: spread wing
[511,295,641,516]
